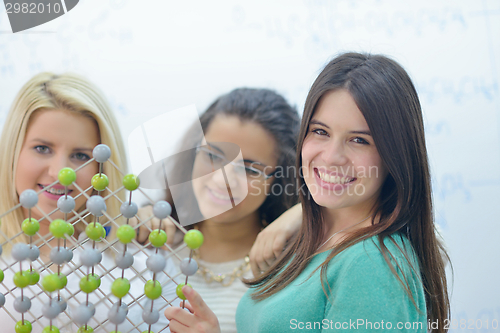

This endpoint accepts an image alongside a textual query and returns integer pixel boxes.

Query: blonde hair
[0,73,127,252]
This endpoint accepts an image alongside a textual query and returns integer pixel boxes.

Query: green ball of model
[144,280,162,299]
[21,218,39,236]
[176,282,192,301]
[85,222,104,241]
[15,320,32,333]
[58,167,76,186]
[13,271,30,288]
[91,174,109,191]
[184,229,204,249]
[42,273,60,293]
[80,274,100,294]
[28,270,40,285]
[149,229,167,247]
[49,219,68,238]
[111,278,130,298]
[116,225,135,244]
[122,174,140,191]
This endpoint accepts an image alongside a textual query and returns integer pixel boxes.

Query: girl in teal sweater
[164,52,450,333]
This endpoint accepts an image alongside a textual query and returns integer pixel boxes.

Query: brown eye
[352,137,369,145]
[312,128,328,136]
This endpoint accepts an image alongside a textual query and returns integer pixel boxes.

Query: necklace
[317,215,373,250]
[193,251,251,287]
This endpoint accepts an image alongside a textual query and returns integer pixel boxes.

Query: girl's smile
[301,89,387,215]
[15,109,99,221]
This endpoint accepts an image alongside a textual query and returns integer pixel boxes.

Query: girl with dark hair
[137,88,300,332]
[164,52,450,333]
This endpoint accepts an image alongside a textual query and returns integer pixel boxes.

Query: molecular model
[0,144,203,333]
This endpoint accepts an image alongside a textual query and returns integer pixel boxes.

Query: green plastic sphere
[111,278,130,298]
[176,283,192,300]
[77,327,94,333]
[0,268,4,283]
[28,270,40,285]
[49,219,67,238]
[149,229,167,248]
[116,225,135,244]
[21,218,40,236]
[13,270,30,288]
[80,274,100,294]
[144,280,162,300]
[184,229,204,249]
[91,174,109,191]
[85,222,104,241]
[42,274,60,292]
[66,223,75,237]
[57,273,67,289]
[15,320,32,333]
[122,174,140,191]
[42,326,60,333]
[58,167,76,186]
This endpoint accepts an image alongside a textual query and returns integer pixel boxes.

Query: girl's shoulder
[324,233,420,278]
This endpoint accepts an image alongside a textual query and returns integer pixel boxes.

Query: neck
[318,204,377,251]
[197,212,262,263]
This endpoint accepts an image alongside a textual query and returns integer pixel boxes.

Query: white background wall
[1,0,499,330]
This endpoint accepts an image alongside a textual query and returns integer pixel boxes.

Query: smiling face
[191,114,277,225]
[15,109,100,221]
[301,89,387,217]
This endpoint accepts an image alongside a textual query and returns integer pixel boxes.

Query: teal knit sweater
[236,234,426,332]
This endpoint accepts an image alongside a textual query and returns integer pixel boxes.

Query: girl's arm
[249,203,302,277]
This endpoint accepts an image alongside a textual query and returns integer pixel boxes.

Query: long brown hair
[247,53,449,332]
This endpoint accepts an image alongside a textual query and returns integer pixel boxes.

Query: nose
[321,139,349,166]
[211,163,240,190]
[47,153,71,180]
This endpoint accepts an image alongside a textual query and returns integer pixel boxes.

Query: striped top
[177,247,253,333]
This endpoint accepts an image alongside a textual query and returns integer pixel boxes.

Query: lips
[315,168,356,185]
[38,184,73,196]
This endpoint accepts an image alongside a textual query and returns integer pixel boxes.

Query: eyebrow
[309,119,371,136]
[30,138,94,151]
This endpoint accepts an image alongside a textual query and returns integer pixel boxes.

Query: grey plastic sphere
[120,201,138,219]
[50,247,67,265]
[115,252,134,269]
[80,248,102,267]
[142,308,160,325]
[14,296,31,313]
[57,196,75,213]
[146,253,166,273]
[19,189,38,209]
[108,303,128,324]
[0,293,5,307]
[28,246,40,261]
[180,258,199,276]
[92,144,111,163]
[63,248,73,262]
[56,299,67,312]
[86,195,107,217]
[153,201,172,219]
[42,302,61,319]
[73,304,94,325]
[11,243,30,261]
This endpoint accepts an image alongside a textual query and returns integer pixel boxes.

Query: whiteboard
[1,0,499,330]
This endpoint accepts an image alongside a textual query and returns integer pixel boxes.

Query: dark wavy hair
[247,53,450,333]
